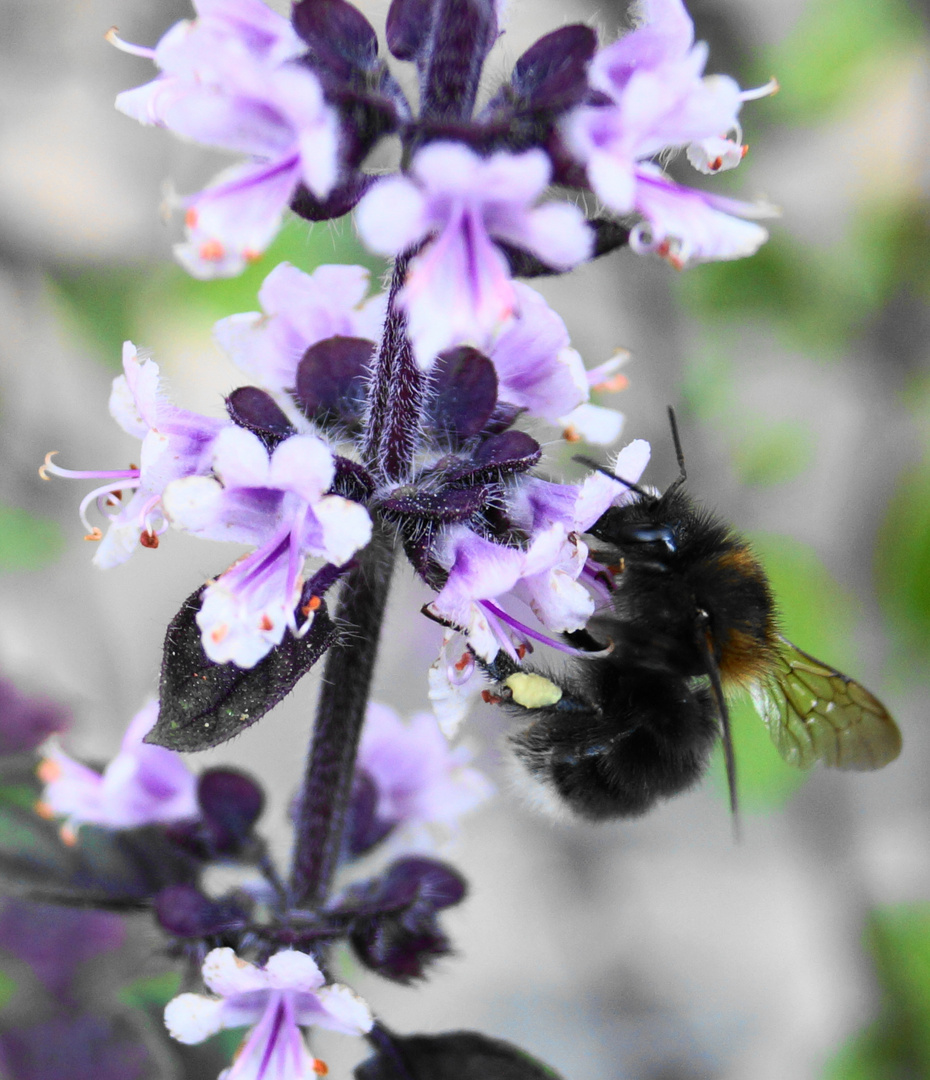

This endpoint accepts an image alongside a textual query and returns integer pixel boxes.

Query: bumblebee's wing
[750,635,902,771]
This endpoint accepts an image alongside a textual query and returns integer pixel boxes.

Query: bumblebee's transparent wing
[750,635,902,771]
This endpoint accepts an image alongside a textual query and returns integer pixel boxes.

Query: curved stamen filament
[40,452,139,483]
[105,26,156,59]
[741,77,779,101]
[480,600,612,658]
[78,479,142,534]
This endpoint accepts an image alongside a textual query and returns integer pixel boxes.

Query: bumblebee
[496,410,901,822]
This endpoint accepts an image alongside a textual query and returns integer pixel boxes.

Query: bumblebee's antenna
[572,456,650,499]
[666,406,688,493]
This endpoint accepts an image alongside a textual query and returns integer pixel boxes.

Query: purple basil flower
[113,0,341,278]
[163,426,372,666]
[40,343,224,568]
[164,947,372,1079]
[37,699,197,842]
[213,262,385,399]
[357,702,492,844]
[355,141,593,367]
[490,281,626,444]
[561,0,776,266]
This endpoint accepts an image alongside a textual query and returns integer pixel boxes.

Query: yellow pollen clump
[505,672,563,709]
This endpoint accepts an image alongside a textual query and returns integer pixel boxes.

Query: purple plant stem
[291,0,496,913]
[362,253,426,482]
[289,525,395,908]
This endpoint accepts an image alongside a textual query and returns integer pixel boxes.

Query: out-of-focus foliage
[823,904,930,1079]
[0,506,63,572]
[49,216,384,369]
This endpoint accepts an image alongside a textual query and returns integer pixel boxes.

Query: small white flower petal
[264,949,326,992]
[164,993,226,1045]
[202,946,269,997]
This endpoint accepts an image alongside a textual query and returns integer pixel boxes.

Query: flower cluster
[35,0,779,1075]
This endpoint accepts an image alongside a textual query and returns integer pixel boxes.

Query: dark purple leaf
[293,336,375,427]
[380,486,491,524]
[356,1029,565,1080]
[430,347,498,440]
[0,1016,152,1080]
[0,679,70,756]
[152,584,338,752]
[0,899,124,997]
[226,386,296,450]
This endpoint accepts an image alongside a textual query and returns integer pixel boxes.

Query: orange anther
[84,527,103,542]
[244,248,262,263]
[211,624,229,644]
[60,824,78,847]
[592,373,629,393]
[259,614,274,631]
[562,425,581,443]
[709,156,723,171]
[481,690,502,705]
[37,759,62,783]
[34,800,55,820]
[199,239,225,262]
[185,207,199,229]
[312,1061,329,1076]
[301,596,322,617]
[140,530,159,549]
[454,652,471,671]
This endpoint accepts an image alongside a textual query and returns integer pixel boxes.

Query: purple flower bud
[385,0,433,61]
[345,857,467,982]
[293,336,375,427]
[508,24,598,112]
[0,678,70,756]
[226,386,297,451]
[292,0,380,80]
[154,883,250,938]
[344,769,396,857]
[429,347,499,440]
[196,768,265,852]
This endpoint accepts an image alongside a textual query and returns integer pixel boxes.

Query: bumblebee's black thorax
[586,488,778,687]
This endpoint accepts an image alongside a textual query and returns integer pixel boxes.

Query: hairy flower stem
[289,526,395,908]
[363,253,425,482]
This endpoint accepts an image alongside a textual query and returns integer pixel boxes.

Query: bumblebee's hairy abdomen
[510,668,719,821]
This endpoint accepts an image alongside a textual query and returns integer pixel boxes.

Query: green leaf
[876,459,930,660]
[0,505,64,571]
[118,971,181,1011]
[0,968,17,1012]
